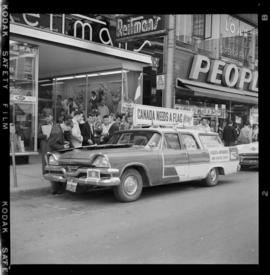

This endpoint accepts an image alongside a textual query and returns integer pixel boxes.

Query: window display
[10,40,38,154]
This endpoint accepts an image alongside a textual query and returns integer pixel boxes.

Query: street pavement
[10,169,258,264]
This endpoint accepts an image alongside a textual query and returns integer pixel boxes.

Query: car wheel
[203,168,219,187]
[113,168,143,202]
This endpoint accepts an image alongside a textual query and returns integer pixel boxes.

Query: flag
[134,73,143,102]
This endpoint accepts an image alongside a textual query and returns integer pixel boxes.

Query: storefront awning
[10,23,153,78]
[187,85,258,104]
[177,78,258,105]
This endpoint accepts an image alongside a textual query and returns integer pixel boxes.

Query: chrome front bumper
[44,165,120,187]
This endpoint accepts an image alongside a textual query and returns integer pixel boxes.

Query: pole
[10,123,18,187]
[164,14,176,108]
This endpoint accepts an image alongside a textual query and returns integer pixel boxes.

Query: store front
[10,14,152,158]
[174,49,258,132]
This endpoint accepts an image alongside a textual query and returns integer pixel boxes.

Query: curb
[10,186,51,197]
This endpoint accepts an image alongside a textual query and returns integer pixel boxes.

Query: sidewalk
[10,154,50,195]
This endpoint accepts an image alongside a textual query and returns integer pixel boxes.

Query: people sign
[133,104,194,127]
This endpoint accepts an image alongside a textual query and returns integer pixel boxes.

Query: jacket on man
[80,122,95,146]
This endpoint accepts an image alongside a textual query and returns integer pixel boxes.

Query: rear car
[236,142,258,170]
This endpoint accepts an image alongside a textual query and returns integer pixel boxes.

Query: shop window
[175,14,216,58]
[193,15,205,39]
[10,40,38,153]
[220,15,257,67]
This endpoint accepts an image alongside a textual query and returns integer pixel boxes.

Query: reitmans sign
[116,15,166,40]
[133,104,194,127]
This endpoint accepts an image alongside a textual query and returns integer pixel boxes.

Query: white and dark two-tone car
[236,141,258,170]
[44,127,240,202]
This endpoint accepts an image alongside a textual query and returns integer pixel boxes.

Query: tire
[50,181,65,194]
[203,168,219,187]
[113,168,143,202]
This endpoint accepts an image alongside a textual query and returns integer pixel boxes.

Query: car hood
[236,142,258,154]
[57,144,149,164]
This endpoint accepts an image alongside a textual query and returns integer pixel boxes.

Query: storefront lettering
[10,14,113,46]
[189,54,258,92]
[137,108,156,121]
[22,13,40,27]
[116,15,164,39]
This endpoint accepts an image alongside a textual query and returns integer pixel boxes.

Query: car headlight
[48,154,59,165]
[92,155,110,168]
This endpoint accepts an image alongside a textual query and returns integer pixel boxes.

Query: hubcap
[123,176,138,196]
[209,169,217,182]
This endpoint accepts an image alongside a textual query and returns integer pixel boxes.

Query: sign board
[208,148,230,162]
[116,15,166,40]
[156,74,165,90]
[175,104,226,118]
[133,104,194,127]
[10,14,114,46]
[121,102,134,116]
[188,54,258,92]
[10,94,37,103]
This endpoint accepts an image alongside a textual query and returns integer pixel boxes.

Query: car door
[179,132,210,180]
[161,132,189,184]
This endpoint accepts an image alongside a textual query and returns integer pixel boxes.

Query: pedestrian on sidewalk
[80,112,96,146]
[196,118,211,133]
[252,124,259,142]
[60,114,74,148]
[238,121,253,144]
[71,111,84,148]
[38,109,53,175]
[222,119,238,146]
[38,110,70,195]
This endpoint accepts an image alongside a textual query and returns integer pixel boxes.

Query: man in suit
[101,114,120,144]
[81,112,96,146]
[222,119,238,146]
[38,109,70,194]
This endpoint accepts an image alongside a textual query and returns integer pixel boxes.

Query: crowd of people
[54,90,120,124]
[38,106,134,179]
[196,117,259,147]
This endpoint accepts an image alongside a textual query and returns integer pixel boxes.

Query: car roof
[118,127,218,135]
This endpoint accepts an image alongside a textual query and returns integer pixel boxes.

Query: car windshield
[199,134,223,148]
[108,131,161,147]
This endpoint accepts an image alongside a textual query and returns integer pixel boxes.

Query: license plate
[66,180,77,192]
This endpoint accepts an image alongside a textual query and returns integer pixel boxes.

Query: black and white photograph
[1,3,269,272]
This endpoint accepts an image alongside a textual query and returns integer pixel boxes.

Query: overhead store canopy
[10,23,153,78]
[177,78,258,105]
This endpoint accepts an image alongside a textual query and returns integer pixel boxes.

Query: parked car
[44,127,240,202]
[236,141,258,170]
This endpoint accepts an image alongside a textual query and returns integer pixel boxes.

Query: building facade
[115,14,258,131]
[10,14,152,157]
[9,14,258,157]
[173,14,258,130]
